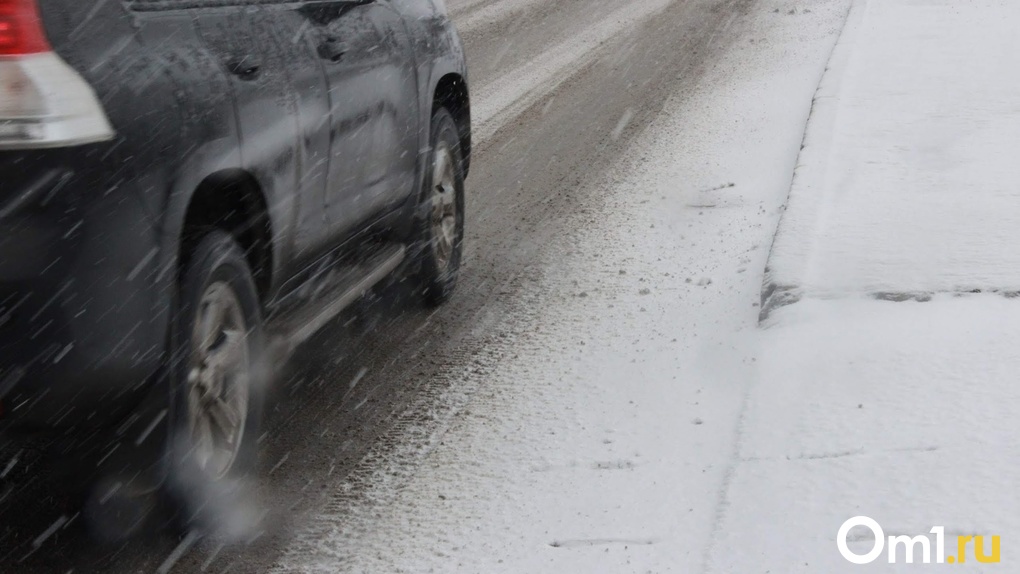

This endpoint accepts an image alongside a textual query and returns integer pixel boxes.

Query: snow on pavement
[272,1,851,571]
[764,0,1020,304]
[450,0,557,34]
[469,0,673,144]
[711,297,1020,573]
[713,1,1020,572]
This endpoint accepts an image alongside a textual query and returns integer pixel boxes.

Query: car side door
[301,0,420,242]
[193,2,333,278]
[252,3,336,264]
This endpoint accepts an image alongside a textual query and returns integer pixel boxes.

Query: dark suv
[0,0,469,520]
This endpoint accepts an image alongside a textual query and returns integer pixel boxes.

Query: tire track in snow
[468,0,674,145]
[445,0,494,17]
[452,0,554,34]
[268,280,544,573]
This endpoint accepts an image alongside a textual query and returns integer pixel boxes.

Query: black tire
[164,230,266,537]
[413,107,466,306]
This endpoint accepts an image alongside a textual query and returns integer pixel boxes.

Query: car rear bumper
[0,151,169,431]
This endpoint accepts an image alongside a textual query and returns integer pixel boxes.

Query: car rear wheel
[414,107,465,306]
[166,230,265,535]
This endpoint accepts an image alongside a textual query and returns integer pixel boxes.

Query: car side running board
[267,244,407,361]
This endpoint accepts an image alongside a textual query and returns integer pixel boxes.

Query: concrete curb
[758,0,869,323]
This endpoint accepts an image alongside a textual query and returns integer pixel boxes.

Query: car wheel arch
[432,73,471,176]
[166,169,275,307]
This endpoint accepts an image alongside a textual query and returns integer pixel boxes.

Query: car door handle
[317,40,348,63]
[227,57,262,80]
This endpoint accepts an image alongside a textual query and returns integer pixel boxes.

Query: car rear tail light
[0,0,114,149]
[0,0,51,55]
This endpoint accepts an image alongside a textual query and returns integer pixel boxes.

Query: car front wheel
[414,107,466,306]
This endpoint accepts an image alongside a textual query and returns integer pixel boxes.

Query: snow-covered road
[459,0,674,143]
[273,1,852,572]
[8,0,797,571]
[274,1,1020,571]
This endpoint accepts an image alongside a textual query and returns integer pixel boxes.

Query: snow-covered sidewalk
[763,0,1020,306]
[714,1,1020,571]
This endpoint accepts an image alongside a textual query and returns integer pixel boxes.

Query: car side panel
[303,1,420,241]
[257,4,334,265]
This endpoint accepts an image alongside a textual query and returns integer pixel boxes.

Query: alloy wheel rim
[430,141,458,270]
[186,281,250,480]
